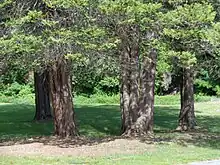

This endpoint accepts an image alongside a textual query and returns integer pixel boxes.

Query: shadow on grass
[0,103,219,150]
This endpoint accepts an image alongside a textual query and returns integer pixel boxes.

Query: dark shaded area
[75,105,121,136]
[0,103,219,150]
[34,71,52,121]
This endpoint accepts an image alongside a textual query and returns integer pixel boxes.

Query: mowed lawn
[0,101,220,164]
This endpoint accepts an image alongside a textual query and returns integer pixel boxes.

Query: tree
[99,0,162,136]
[162,1,216,130]
[204,22,220,96]
[0,0,93,137]
[49,57,77,137]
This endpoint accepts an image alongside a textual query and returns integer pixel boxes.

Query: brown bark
[120,46,131,134]
[34,70,52,121]
[49,58,78,137]
[121,45,140,136]
[177,67,196,131]
[120,45,157,136]
[135,50,157,135]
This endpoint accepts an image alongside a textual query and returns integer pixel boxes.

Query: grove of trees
[0,0,220,137]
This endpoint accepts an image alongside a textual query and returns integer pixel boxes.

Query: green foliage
[75,94,212,105]
[195,79,215,95]
[0,82,215,105]
[75,94,119,105]
[43,0,88,8]
[0,83,34,97]
[1,0,220,100]
[95,76,119,95]
[215,85,220,96]
[162,2,216,65]
[0,63,29,85]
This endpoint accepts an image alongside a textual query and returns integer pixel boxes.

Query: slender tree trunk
[128,46,139,133]
[49,58,78,137]
[177,67,196,131]
[34,70,52,121]
[120,46,131,134]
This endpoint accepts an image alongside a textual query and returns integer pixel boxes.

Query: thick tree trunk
[49,58,78,137]
[177,67,196,131]
[121,45,140,136]
[136,50,157,135]
[34,70,52,121]
[120,45,157,136]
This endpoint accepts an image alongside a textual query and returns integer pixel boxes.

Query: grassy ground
[0,101,220,164]
[0,93,214,105]
[0,144,220,165]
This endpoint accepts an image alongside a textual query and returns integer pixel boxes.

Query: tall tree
[0,0,94,137]
[162,1,216,130]
[99,0,162,136]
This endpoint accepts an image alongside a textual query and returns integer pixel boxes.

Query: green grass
[0,101,220,164]
[0,144,220,165]
[75,94,214,105]
[0,93,215,105]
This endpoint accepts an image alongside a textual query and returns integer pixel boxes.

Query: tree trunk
[120,44,157,136]
[177,67,196,131]
[127,45,139,134]
[49,58,78,137]
[136,50,157,135]
[121,45,140,136]
[34,70,52,121]
[120,46,131,134]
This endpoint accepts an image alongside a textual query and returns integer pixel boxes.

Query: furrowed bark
[34,70,52,121]
[120,46,131,134]
[121,47,157,136]
[136,50,157,135]
[177,67,196,131]
[122,45,140,136]
[49,58,78,137]
[119,26,157,137]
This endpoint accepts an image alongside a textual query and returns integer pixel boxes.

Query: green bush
[214,85,220,96]
[75,94,213,105]
[1,83,34,97]
[194,94,212,102]
[18,85,34,97]
[75,94,119,105]
[0,83,35,104]
[2,82,23,96]
[95,76,119,95]
[0,83,215,105]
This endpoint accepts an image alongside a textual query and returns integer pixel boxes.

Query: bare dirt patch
[0,138,154,157]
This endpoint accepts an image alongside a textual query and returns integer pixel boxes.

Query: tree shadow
[0,103,219,150]
[152,105,220,150]
[75,105,121,137]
